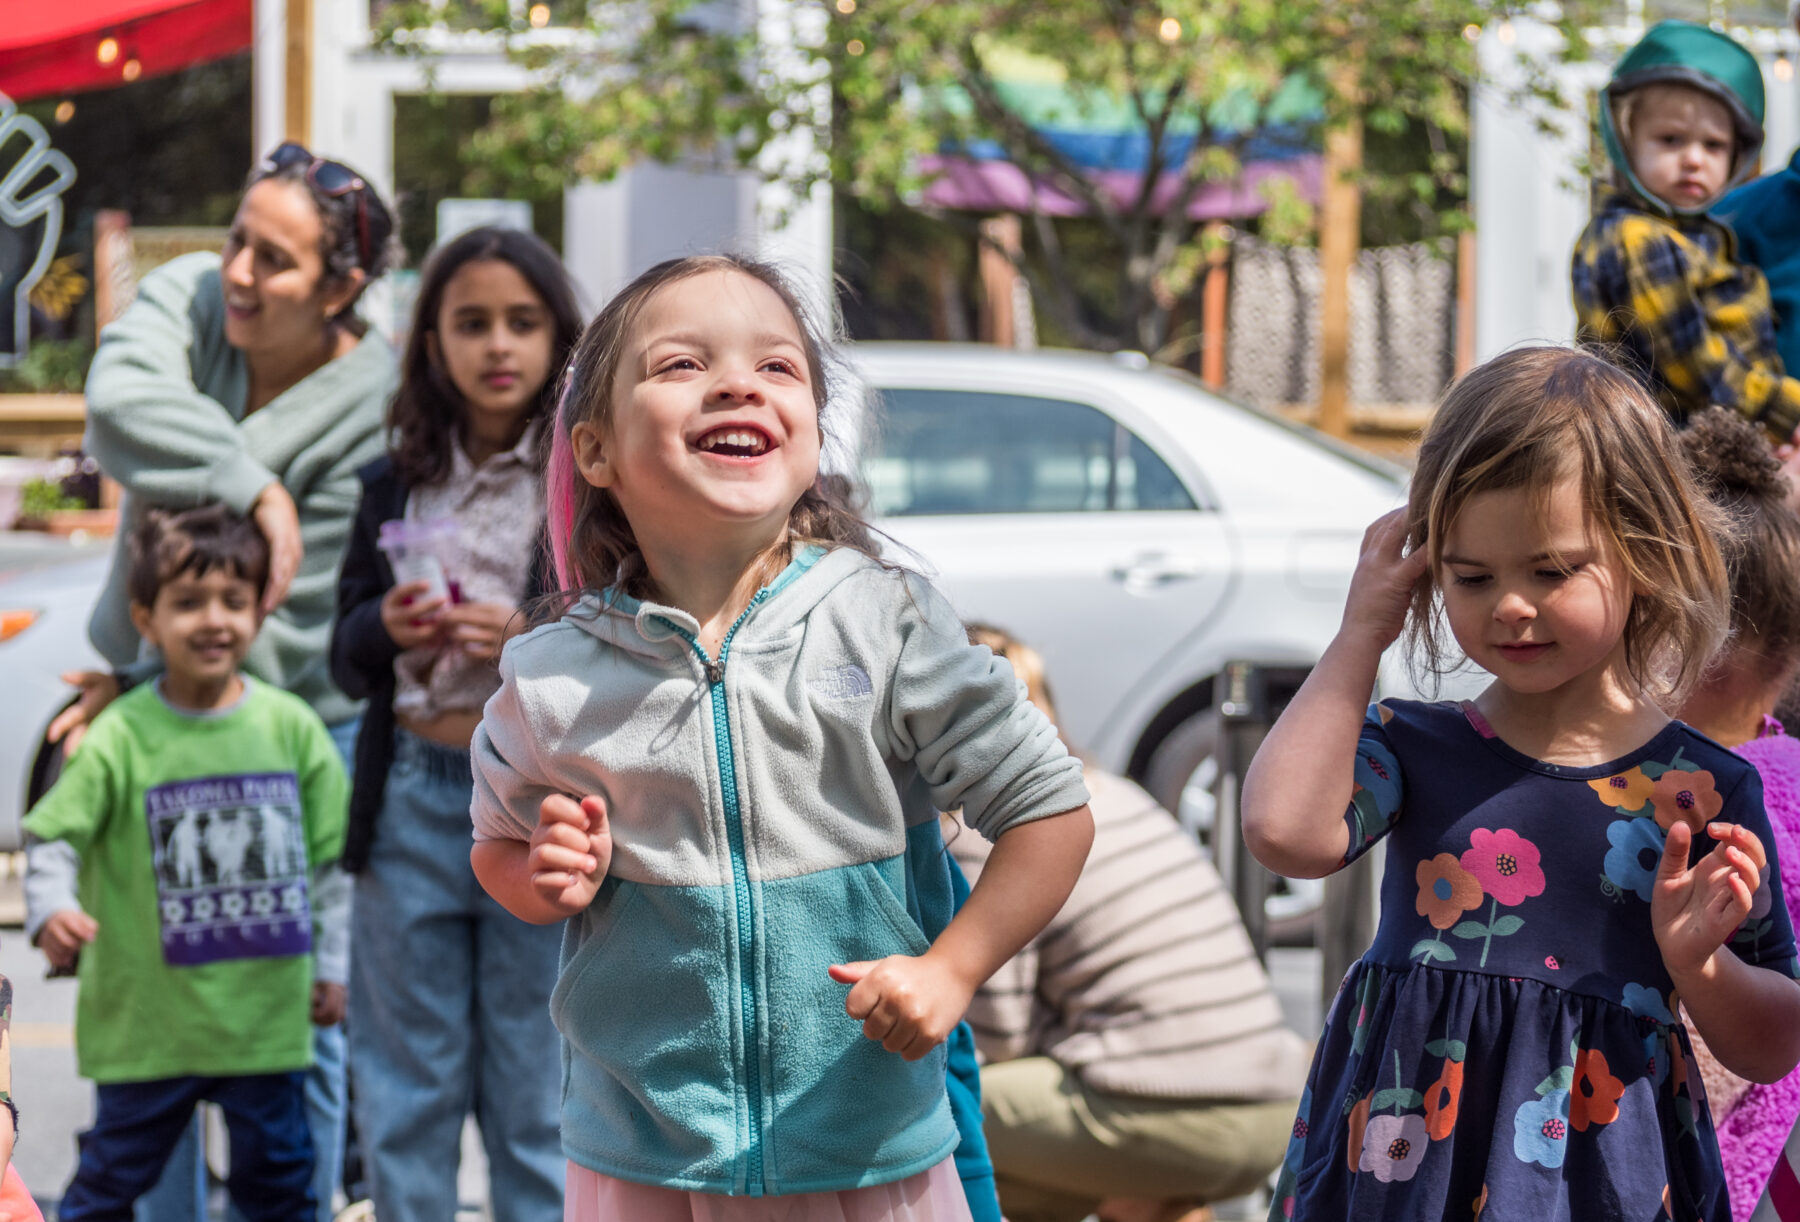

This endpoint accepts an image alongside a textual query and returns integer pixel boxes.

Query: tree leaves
[375,0,1605,350]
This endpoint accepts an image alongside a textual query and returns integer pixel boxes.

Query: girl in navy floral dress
[1242,346,1800,1222]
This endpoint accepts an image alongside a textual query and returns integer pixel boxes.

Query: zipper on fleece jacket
[660,587,772,1195]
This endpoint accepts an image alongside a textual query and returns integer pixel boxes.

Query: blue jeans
[348,728,563,1222]
[60,1074,312,1222]
[135,717,360,1222]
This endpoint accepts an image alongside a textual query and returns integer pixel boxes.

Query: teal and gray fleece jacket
[83,252,395,726]
[470,545,1089,1196]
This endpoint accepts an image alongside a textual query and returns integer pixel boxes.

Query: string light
[1778,55,1795,82]
[96,37,119,64]
[1462,24,1482,42]
[1497,20,1516,45]
[1158,17,1182,42]
[528,3,550,26]
[835,0,855,12]
[122,58,142,81]
[54,101,75,123]
[846,38,865,55]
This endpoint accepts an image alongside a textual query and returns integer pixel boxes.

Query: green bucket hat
[1599,20,1766,217]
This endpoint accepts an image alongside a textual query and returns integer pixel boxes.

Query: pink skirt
[563,1157,973,1222]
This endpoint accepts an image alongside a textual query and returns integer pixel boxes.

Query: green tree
[378,0,1597,353]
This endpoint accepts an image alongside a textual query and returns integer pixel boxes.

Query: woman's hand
[529,794,612,916]
[1340,507,1431,651]
[829,951,977,1062]
[35,908,98,971]
[46,671,120,755]
[252,482,303,615]
[379,580,449,651]
[441,602,525,661]
[1653,821,1765,978]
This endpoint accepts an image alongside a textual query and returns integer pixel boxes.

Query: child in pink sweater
[1677,407,1800,1219]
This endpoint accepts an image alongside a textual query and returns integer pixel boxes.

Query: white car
[855,344,1410,935]
[0,348,1412,916]
[0,539,108,850]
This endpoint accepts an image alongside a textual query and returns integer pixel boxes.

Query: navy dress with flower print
[1273,700,1800,1222]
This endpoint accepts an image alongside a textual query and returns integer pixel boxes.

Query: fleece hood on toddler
[1600,19,1766,217]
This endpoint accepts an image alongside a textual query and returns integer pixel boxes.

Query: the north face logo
[812,663,872,700]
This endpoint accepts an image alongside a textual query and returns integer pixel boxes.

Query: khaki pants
[981,1057,1296,1222]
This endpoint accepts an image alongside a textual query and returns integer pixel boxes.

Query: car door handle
[1110,554,1206,589]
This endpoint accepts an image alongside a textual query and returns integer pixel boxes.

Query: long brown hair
[1406,346,1730,702]
[388,226,583,488]
[545,254,876,597]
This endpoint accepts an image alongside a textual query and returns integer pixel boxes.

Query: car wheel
[1141,707,1323,946]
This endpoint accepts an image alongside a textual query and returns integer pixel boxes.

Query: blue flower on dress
[1603,818,1664,903]
[1513,1089,1570,1169]
[1622,983,1676,1025]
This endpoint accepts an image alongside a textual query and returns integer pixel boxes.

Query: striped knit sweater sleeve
[951,769,1312,1101]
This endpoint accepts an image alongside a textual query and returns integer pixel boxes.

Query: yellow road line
[12,1022,73,1048]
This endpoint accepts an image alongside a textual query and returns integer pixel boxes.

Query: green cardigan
[82,252,396,726]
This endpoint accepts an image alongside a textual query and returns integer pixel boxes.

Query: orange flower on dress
[1416,854,1484,930]
[1473,1184,1489,1220]
[1346,1093,1371,1173]
[1570,1047,1624,1131]
[1649,769,1722,833]
[1589,767,1655,811]
[1425,1059,1464,1140]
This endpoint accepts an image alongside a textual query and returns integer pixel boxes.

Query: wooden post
[92,210,133,335]
[1317,117,1362,439]
[1200,221,1230,389]
[284,0,312,144]
[1454,228,1478,378]
[978,214,1023,347]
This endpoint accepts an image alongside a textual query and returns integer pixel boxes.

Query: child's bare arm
[1242,509,1425,879]
[1659,821,1800,1082]
[832,803,1093,1061]
[471,793,612,925]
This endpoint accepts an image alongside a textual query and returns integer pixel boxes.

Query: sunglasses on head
[260,142,374,273]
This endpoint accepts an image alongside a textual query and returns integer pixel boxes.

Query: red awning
[0,0,251,102]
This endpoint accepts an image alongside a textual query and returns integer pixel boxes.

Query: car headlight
[0,609,40,641]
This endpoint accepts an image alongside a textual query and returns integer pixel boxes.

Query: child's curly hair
[1679,407,1800,668]
[1406,345,1730,702]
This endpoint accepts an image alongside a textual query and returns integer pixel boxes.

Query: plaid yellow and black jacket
[1572,189,1800,445]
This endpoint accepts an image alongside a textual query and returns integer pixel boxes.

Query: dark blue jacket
[1715,149,1800,376]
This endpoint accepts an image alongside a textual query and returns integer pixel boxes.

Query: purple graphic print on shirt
[146,772,312,966]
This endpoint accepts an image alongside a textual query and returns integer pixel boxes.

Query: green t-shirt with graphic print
[23,678,346,1083]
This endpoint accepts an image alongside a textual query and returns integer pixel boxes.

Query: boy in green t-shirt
[23,504,348,1222]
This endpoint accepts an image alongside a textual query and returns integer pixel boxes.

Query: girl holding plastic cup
[329,225,582,1222]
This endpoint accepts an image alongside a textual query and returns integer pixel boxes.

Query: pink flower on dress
[1460,828,1546,906]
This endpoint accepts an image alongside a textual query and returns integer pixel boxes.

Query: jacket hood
[1600,20,1766,218]
[562,545,875,660]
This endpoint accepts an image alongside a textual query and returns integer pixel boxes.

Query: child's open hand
[828,952,976,1062]
[1341,508,1430,650]
[529,793,612,915]
[1653,820,1766,978]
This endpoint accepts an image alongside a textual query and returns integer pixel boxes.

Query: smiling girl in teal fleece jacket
[469,254,1094,1220]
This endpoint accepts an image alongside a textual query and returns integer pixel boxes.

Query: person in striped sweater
[951,626,1310,1222]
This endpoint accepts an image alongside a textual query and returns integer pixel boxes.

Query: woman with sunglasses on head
[25,143,401,1222]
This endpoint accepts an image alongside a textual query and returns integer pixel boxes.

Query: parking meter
[1213,659,1378,1014]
